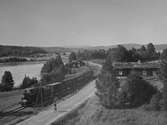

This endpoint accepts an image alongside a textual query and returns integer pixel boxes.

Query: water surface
[0,62,44,87]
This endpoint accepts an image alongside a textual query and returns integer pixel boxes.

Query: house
[113,61,160,78]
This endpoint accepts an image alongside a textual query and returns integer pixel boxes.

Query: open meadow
[57,95,167,125]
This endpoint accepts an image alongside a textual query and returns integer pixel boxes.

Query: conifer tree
[41,54,66,84]
[20,76,38,89]
[96,54,120,108]
[1,71,14,91]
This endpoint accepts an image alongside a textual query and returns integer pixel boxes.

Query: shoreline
[0,60,46,67]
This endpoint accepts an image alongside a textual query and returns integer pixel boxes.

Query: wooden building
[113,61,160,78]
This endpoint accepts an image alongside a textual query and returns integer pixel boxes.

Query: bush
[144,92,162,111]
[120,73,157,107]
[0,71,14,91]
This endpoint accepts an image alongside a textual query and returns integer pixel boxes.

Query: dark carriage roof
[113,61,160,69]
[26,69,91,90]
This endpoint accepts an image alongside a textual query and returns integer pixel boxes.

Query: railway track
[0,106,26,125]
[5,106,25,114]
[0,105,25,118]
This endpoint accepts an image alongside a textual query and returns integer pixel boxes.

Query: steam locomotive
[20,70,93,107]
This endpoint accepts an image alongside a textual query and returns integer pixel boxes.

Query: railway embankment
[51,94,167,125]
[50,95,92,125]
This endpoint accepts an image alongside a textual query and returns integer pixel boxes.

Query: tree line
[0,57,28,63]
[77,49,107,60]
[0,45,47,57]
[75,43,160,62]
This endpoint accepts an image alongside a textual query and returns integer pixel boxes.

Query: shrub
[120,73,157,107]
[145,92,162,111]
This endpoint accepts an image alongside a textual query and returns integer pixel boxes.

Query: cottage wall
[115,68,159,78]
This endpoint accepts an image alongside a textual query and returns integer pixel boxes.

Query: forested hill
[0,45,47,57]
[1,43,167,57]
[42,47,73,53]
[82,44,167,51]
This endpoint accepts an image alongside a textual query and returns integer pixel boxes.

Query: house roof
[113,61,160,69]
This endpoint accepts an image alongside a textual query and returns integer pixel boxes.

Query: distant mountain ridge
[85,44,141,50]
[0,43,167,57]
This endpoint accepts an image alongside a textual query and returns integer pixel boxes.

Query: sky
[0,0,167,47]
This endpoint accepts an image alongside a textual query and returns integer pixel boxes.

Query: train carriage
[20,70,93,107]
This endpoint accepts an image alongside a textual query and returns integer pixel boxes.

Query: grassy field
[56,95,167,125]
[0,89,34,125]
[0,90,24,111]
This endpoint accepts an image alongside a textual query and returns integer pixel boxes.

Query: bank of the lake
[0,61,45,87]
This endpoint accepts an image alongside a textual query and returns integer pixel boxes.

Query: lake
[0,62,44,87]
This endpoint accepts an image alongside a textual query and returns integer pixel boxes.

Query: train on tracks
[20,70,94,107]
